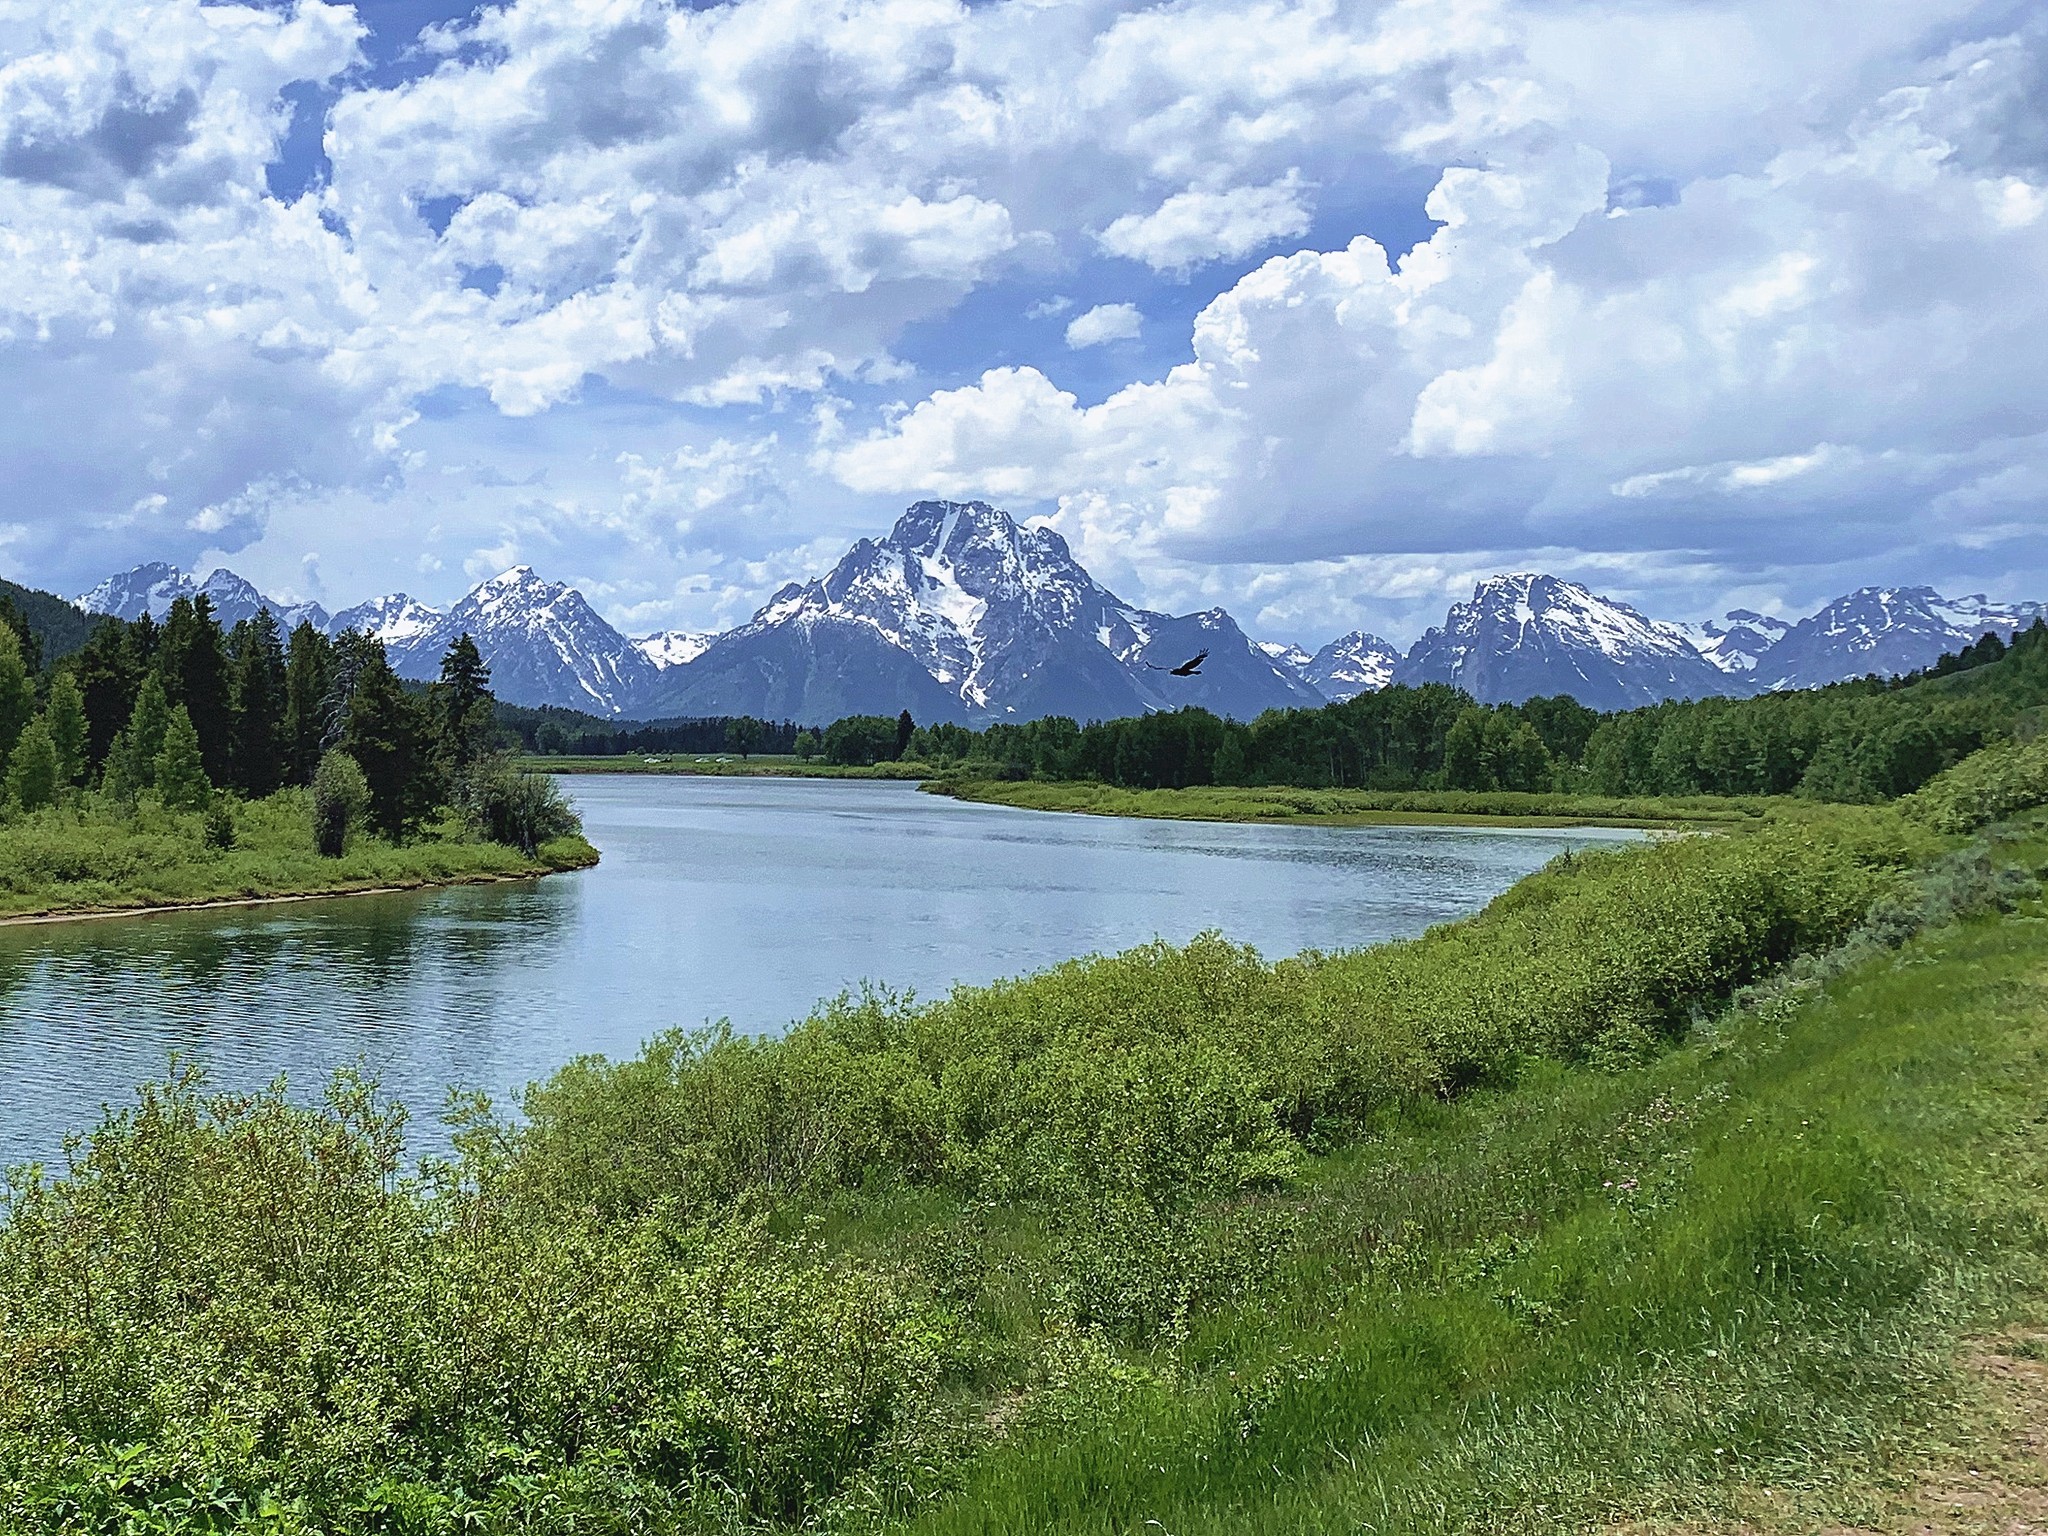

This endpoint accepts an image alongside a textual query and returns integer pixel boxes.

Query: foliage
[311,750,370,857]
[104,672,171,801]
[824,714,908,766]
[515,807,1919,1223]
[43,671,86,786]
[1900,728,2048,832]
[458,754,585,854]
[0,623,31,775]
[153,704,213,813]
[5,715,60,813]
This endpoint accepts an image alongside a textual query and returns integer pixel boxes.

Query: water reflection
[0,777,1640,1167]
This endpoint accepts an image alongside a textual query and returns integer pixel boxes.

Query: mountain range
[71,502,2047,722]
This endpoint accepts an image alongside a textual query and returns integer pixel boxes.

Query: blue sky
[1,0,2045,648]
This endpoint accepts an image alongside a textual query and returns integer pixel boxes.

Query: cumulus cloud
[1064,302,1143,348]
[2,0,2046,641]
[1097,173,1313,273]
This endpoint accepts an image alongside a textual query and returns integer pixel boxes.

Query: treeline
[502,703,800,758]
[874,621,2048,803]
[0,594,575,854]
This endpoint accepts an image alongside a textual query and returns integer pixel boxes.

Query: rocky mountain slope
[643,500,1320,724]
[1393,574,1736,710]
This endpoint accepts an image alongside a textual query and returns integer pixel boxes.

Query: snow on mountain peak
[1303,631,1400,701]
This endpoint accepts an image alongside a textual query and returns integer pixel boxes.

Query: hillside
[0,576,94,663]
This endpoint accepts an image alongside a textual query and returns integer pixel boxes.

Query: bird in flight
[1147,648,1209,677]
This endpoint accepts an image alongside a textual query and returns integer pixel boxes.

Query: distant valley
[72,501,2047,721]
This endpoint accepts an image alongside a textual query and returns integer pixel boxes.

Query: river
[0,775,1641,1168]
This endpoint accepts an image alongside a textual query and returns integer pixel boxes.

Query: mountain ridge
[70,534,2047,719]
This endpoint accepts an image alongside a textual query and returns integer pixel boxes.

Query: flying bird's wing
[1170,648,1210,676]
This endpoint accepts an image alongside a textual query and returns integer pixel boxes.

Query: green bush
[517,810,1918,1222]
[311,750,370,857]
[0,1069,946,1533]
[458,753,584,854]
[1900,732,2048,832]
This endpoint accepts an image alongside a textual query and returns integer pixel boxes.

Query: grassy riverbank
[0,790,597,921]
[927,776,1777,828]
[525,752,931,779]
[6,763,2045,1531]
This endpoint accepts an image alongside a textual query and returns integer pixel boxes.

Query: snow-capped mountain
[1393,574,1735,709]
[645,500,1321,724]
[1303,631,1401,702]
[381,567,659,716]
[330,594,444,647]
[1683,610,1795,676]
[1750,587,2047,691]
[633,630,717,670]
[77,564,329,633]
[1257,641,1314,673]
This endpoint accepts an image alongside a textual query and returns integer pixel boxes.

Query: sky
[0,0,2044,649]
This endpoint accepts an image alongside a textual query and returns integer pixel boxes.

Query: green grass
[925,777,1783,827]
[869,867,2048,1534]
[0,790,598,920]
[526,753,933,779]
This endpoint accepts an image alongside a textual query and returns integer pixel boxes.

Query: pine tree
[341,651,428,839]
[895,710,916,760]
[44,672,87,785]
[73,619,141,774]
[229,611,289,796]
[155,704,212,813]
[158,595,234,784]
[282,622,335,785]
[0,624,32,778]
[107,672,173,798]
[5,715,59,813]
[431,632,494,771]
[0,593,43,677]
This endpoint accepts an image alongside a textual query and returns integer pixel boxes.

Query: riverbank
[925,776,1776,828]
[0,790,598,923]
[523,752,929,779]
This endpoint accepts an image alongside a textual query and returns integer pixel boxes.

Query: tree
[282,623,336,784]
[431,633,495,771]
[0,593,43,677]
[822,715,901,766]
[341,651,431,839]
[5,716,59,812]
[794,727,821,761]
[155,704,213,812]
[105,672,173,799]
[158,595,233,783]
[72,619,140,774]
[0,624,33,778]
[727,715,766,758]
[895,710,916,760]
[44,672,87,785]
[229,611,289,796]
[311,750,370,857]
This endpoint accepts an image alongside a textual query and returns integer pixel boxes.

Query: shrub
[458,754,582,854]
[1900,733,2048,832]
[311,750,370,857]
[202,799,236,850]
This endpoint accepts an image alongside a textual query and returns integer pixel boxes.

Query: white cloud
[2,0,2046,641]
[1098,173,1314,273]
[1064,302,1143,348]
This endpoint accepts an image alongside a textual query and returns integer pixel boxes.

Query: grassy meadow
[4,750,2046,1531]
[0,789,598,921]
[925,777,1779,827]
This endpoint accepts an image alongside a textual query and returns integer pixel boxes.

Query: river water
[0,776,1640,1168]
